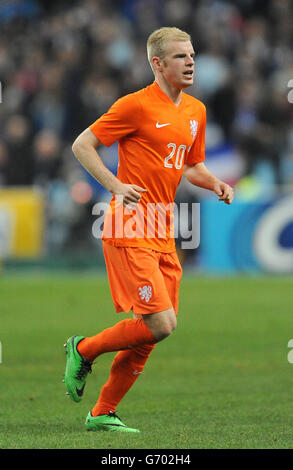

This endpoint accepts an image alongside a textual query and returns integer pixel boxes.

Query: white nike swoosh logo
[156,122,171,128]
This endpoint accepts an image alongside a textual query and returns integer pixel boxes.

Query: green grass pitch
[0,273,293,449]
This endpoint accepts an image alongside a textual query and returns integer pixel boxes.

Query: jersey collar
[151,81,184,108]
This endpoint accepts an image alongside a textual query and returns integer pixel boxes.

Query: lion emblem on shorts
[138,285,152,303]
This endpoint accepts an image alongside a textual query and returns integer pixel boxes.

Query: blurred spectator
[233,78,292,186]
[3,114,33,185]
[210,75,237,141]
[0,142,8,186]
[32,129,62,186]
[29,63,65,134]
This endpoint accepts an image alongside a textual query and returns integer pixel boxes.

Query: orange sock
[91,343,155,416]
[77,318,155,363]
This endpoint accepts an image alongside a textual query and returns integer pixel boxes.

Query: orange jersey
[89,81,206,252]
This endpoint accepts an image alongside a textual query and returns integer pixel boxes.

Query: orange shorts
[103,242,182,315]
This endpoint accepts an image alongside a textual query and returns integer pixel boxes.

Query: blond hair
[147,27,191,73]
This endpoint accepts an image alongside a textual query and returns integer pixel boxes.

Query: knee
[142,308,177,343]
[154,316,177,342]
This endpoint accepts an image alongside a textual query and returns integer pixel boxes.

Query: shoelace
[76,357,92,380]
[108,411,121,420]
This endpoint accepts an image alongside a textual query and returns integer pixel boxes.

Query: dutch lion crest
[138,285,152,303]
[190,119,198,140]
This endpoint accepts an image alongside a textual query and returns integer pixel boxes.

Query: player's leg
[85,342,155,432]
[63,316,156,404]
[97,251,182,427]
[84,247,180,431]
[76,244,177,362]
[77,305,175,364]
[87,306,176,416]
[89,342,155,415]
[86,304,176,426]
[85,308,178,431]
[86,334,156,432]
[158,250,183,316]
[86,305,175,414]
[138,251,182,340]
[102,250,182,414]
[141,307,177,341]
[64,245,170,404]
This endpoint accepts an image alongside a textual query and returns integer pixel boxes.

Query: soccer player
[65,27,234,433]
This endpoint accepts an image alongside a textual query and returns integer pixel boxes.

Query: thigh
[103,242,173,315]
[159,251,182,315]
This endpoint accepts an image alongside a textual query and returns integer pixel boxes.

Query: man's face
[159,40,195,89]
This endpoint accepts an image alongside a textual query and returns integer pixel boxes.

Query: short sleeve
[89,93,141,147]
[185,104,206,165]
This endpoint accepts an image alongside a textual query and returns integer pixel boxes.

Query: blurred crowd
[0,0,293,254]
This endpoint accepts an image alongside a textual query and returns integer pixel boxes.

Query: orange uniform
[89,81,206,314]
[90,81,206,253]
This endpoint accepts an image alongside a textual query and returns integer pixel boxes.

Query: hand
[114,183,147,209]
[213,181,234,205]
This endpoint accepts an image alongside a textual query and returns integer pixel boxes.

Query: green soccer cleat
[64,335,92,403]
[85,411,140,433]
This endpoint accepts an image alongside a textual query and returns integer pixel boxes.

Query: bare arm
[72,128,147,206]
[183,162,234,204]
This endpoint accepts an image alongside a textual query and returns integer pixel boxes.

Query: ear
[152,56,162,72]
